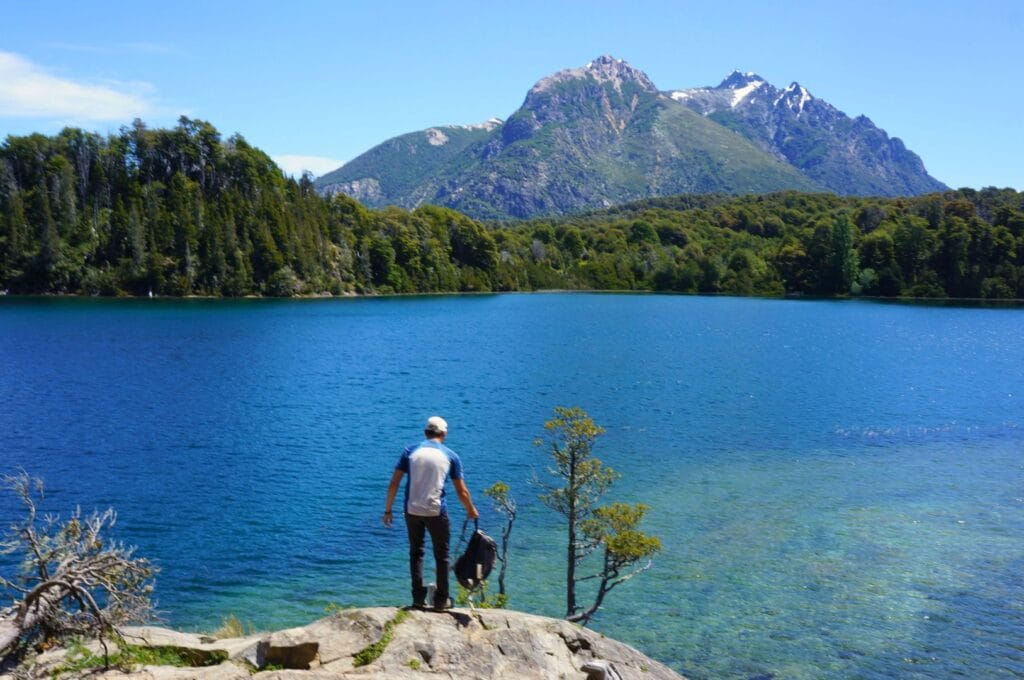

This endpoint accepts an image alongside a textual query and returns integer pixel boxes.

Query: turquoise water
[1,294,1022,678]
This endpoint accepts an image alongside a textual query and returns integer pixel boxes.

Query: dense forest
[2,118,1022,299]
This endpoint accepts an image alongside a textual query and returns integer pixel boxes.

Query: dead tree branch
[0,472,155,661]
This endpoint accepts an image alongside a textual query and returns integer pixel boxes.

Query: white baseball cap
[425,416,448,434]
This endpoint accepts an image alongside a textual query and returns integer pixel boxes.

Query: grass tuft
[55,638,227,676]
[352,609,410,667]
[211,613,251,639]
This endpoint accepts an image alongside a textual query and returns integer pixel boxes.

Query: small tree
[0,472,155,664]
[483,481,517,600]
[535,406,660,625]
[576,503,661,623]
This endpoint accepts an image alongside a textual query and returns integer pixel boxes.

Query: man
[383,416,479,611]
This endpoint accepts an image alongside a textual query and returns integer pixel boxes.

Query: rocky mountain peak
[717,70,767,90]
[775,82,815,114]
[530,55,658,96]
[714,70,770,107]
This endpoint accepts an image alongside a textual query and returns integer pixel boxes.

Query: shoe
[410,602,427,610]
[432,598,452,612]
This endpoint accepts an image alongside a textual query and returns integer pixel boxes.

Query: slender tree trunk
[566,508,576,618]
[498,517,512,596]
[566,451,577,618]
[568,551,614,625]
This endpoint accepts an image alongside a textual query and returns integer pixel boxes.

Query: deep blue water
[1,294,1022,679]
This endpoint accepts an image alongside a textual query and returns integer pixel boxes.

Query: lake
[1,294,1022,679]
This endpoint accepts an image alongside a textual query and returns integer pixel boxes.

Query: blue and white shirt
[397,440,464,517]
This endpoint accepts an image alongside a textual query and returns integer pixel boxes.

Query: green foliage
[484,481,511,505]
[825,213,858,295]
[56,638,227,675]
[0,123,1020,301]
[536,407,660,624]
[580,503,662,567]
[352,609,409,667]
[455,580,508,609]
[405,657,422,670]
[537,407,618,520]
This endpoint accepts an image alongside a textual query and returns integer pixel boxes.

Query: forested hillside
[1,119,1022,299]
[537,189,1024,299]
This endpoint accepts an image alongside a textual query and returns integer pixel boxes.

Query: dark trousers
[405,512,450,607]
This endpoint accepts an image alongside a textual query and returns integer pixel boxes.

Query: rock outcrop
[25,607,684,679]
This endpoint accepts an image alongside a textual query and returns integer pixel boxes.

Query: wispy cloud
[45,41,183,56]
[0,50,154,121]
[121,42,182,56]
[43,42,106,54]
[272,155,345,178]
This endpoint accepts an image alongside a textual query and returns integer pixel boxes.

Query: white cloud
[272,155,345,178]
[0,50,153,121]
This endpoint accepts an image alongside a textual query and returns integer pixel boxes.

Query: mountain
[668,71,947,196]
[314,118,501,208]
[316,56,820,219]
[316,57,945,219]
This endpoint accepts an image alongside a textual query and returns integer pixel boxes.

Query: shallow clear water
[1,294,1022,678]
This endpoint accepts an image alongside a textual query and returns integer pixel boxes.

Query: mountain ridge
[668,70,947,196]
[315,56,945,219]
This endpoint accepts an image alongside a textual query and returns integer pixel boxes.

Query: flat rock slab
[95,662,251,680]
[265,607,394,669]
[24,607,684,679]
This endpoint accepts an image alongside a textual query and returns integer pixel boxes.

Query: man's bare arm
[383,468,404,527]
[453,478,479,519]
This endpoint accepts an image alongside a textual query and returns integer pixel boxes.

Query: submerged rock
[27,607,683,679]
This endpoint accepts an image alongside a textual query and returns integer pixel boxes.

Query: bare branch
[0,474,156,661]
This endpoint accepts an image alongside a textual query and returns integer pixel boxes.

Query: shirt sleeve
[449,452,464,480]
[396,446,412,473]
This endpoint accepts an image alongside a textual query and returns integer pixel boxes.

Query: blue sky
[2,0,1021,189]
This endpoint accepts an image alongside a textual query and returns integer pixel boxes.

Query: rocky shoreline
[23,607,684,679]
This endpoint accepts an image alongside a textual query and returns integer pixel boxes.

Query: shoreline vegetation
[2,118,1023,302]
[2,290,1023,307]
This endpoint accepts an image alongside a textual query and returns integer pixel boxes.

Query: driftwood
[0,472,154,659]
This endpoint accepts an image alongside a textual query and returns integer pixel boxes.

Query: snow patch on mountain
[461,117,503,131]
[774,83,813,115]
[425,128,449,146]
[730,79,766,107]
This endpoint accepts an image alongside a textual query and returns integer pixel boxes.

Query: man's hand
[383,468,404,529]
